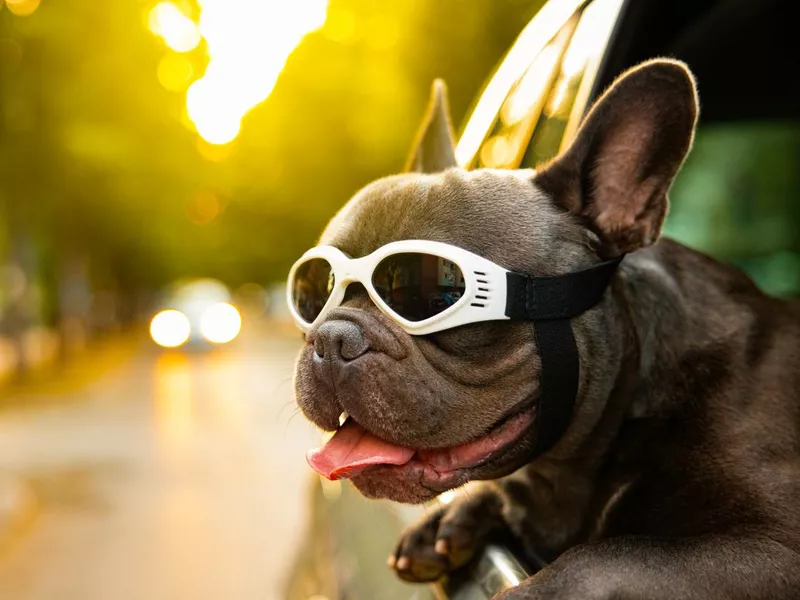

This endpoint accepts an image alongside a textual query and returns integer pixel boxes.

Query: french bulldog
[292,59,800,599]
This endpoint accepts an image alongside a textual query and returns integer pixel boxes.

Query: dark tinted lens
[372,253,466,322]
[292,258,335,323]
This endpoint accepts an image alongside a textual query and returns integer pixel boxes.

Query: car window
[665,122,800,297]
[476,18,578,169]
[456,0,591,169]
[463,0,625,170]
[521,0,624,168]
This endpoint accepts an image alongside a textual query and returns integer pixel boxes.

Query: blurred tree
[212,0,542,286]
[666,122,800,296]
[0,0,541,330]
[1,0,207,327]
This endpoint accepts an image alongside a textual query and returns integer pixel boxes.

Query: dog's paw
[390,488,505,583]
[389,507,451,582]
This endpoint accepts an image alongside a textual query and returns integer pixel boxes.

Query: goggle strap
[505,255,624,321]
[531,319,579,456]
[506,255,624,456]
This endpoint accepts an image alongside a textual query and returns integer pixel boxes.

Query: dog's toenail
[435,539,449,555]
[396,556,410,570]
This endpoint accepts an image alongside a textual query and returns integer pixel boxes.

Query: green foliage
[666,122,800,296]
[0,0,539,316]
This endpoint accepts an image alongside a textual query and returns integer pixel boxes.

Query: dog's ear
[535,59,699,255]
[405,79,458,173]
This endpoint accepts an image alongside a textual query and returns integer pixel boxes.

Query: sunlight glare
[149,2,202,53]
[6,0,42,17]
[500,43,559,126]
[187,0,329,145]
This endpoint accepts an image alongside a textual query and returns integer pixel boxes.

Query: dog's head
[294,60,698,503]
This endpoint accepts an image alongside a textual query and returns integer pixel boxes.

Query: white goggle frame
[287,240,512,336]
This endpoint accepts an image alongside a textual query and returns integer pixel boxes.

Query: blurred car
[149,278,242,349]
[287,0,800,598]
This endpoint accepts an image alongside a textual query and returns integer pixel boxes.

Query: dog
[291,59,800,599]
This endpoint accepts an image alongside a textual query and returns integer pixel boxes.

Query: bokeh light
[148,2,202,53]
[150,309,192,348]
[200,302,242,344]
[157,54,195,92]
[5,0,41,17]
[186,189,221,225]
[186,0,329,145]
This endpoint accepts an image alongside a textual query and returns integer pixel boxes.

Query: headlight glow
[200,302,242,344]
[150,310,191,348]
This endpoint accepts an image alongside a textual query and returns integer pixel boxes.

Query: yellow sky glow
[150,1,329,146]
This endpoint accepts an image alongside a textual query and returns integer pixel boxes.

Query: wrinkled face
[294,170,597,502]
[293,61,698,503]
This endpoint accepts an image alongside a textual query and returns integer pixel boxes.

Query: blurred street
[0,327,319,600]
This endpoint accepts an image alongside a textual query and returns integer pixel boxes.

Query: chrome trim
[433,545,531,599]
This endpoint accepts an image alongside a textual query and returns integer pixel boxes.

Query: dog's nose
[313,320,370,361]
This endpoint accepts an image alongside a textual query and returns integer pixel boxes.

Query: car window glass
[665,122,800,297]
[521,0,624,168]
[476,16,578,169]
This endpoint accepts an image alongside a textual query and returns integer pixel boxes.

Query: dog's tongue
[306,420,415,480]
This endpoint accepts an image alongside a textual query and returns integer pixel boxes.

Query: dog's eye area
[293,258,335,322]
[371,253,466,322]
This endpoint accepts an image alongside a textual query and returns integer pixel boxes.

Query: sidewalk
[0,332,140,411]
[0,332,139,556]
[0,474,38,558]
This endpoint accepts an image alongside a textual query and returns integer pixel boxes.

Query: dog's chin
[346,405,538,504]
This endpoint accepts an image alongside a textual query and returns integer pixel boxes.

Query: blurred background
[0,0,797,599]
[0,0,539,350]
[0,1,540,599]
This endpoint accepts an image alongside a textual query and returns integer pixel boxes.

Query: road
[0,328,321,600]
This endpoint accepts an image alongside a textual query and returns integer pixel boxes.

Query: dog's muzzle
[313,320,370,362]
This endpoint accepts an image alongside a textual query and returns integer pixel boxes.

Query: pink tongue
[306,420,415,480]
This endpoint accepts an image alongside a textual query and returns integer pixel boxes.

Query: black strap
[505,256,623,321]
[504,256,623,456]
[531,320,579,455]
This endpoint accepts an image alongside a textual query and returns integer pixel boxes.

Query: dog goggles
[288,239,623,457]
[287,240,621,336]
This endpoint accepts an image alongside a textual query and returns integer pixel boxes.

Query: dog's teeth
[338,412,349,427]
